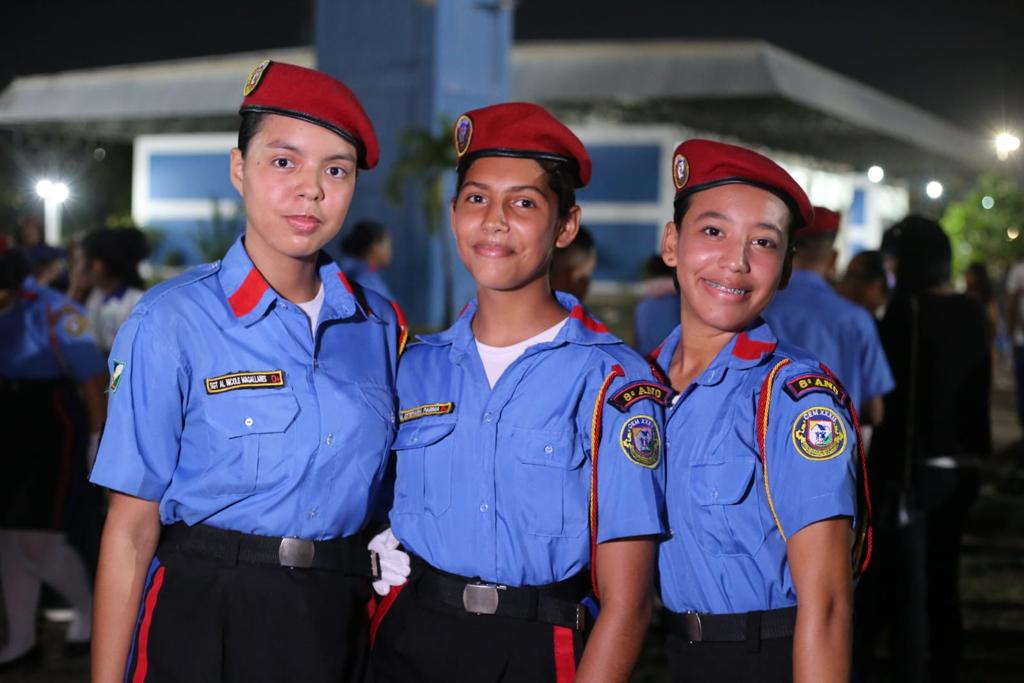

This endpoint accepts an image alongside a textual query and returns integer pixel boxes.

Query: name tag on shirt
[205,370,286,394]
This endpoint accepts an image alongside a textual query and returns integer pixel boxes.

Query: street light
[925,180,943,199]
[982,195,995,210]
[35,179,70,245]
[995,132,1020,161]
[867,165,885,183]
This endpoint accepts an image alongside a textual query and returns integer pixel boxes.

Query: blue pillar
[315,0,512,327]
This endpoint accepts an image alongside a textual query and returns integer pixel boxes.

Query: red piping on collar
[569,305,609,333]
[227,268,270,318]
[337,271,355,294]
[731,331,777,360]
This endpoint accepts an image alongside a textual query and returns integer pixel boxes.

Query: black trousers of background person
[125,541,372,683]
[666,632,793,682]
[370,575,587,683]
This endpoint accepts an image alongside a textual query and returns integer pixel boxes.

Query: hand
[368,528,410,596]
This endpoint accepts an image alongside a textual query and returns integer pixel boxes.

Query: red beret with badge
[797,206,841,237]
[239,59,379,170]
[670,139,813,229]
[453,102,592,188]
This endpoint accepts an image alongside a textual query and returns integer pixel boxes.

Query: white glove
[368,528,411,596]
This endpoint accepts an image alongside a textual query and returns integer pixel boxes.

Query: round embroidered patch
[454,114,473,157]
[620,415,661,468]
[243,59,271,96]
[62,312,87,337]
[672,152,689,190]
[792,407,847,461]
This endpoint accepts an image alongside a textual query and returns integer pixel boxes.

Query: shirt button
[712,489,719,499]
[479,504,489,512]
[483,412,493,423]
[309,508,318,518]
[244,417,254,427]
[666,440,671,448]
[544,444,554,454]
[325,434,334,446]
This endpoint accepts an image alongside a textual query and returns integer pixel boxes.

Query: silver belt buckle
[462,582,502,615]
[278,537,315,568]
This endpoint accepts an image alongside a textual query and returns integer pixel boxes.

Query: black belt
[665,607,797,642]
[161,523,380,578]
[413,557,591,631]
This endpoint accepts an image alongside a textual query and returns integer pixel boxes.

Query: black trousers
[125,540,373,682]
[666,632,793,682]
[370,578,586,682]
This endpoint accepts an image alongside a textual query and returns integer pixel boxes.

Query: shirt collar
[417,291,618,362]
[787,269,831,291]
[217,236,369,327]
[653,318,778,387]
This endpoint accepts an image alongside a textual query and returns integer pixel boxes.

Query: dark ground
[3,380,1024,682]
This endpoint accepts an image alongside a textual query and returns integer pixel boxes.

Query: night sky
[2,0,1022,135]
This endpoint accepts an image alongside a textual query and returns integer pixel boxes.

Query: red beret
[453,102,591,187]
[671,139,813,229]
[239,60,379,170]
[798,206,841,237]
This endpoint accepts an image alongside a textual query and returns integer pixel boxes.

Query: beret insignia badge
[243,59,271,96]
[673,153,689,190]
[454,114,473,158]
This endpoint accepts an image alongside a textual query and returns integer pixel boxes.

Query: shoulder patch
[792,406,847,461]
[109,360,126,393]
[607,381,673,412]
[205,370,285,394]
[399,402,454,424]
[619,414,661,468]
[783,373,846,405]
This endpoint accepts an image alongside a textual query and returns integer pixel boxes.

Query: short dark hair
[340,220,389,258]
[0,248,31,290]
[81,227,149,290]
[890,214,951,295]
[237,112,267,157]
[672,191,799,235]
[454,156,577,222]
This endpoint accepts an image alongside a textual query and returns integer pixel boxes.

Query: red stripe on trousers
[132,566,166,683]
[369,581,406,649]
[553,625,577,683]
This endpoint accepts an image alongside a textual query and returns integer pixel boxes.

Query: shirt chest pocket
[201,391,299,497]
[391,417,457,517]
[510,426,587,538]
[688,458,766,557]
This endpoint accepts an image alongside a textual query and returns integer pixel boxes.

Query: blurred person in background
[339,218,395,299]
[837,250,889,318]
[69,227,150,353]
[633,253,680,356]
[16,216,67,288]
[550,225,597,301]
[0,246,106,670]
[763,208,894,431]
[963,262,1002,373]
[866,215,991,682]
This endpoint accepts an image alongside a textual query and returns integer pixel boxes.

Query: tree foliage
[942,173,1024,275]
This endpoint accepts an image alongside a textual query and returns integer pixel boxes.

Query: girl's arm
[92,493,162,683]
[788,517,853,683]
[575,537,656,683]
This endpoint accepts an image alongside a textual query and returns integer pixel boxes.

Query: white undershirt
[475,318,568,388]
[295,284,325,336]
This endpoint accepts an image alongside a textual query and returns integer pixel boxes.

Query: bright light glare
[35,179,69,203]
[1008,227,1020,241]
[995,132,1021,160]
[925,181,943,199]
[867,165,885,183]
[982,195,995,210]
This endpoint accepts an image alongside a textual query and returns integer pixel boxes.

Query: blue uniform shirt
[339,256,394,300]
[655,319,858,614]
[0,277,106,382]
[90,237,403,540]
[634,292,680,357]
[391,293,667,587]
[763,270,894,409]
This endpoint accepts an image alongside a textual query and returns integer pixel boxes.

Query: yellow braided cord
[759,359,790,542]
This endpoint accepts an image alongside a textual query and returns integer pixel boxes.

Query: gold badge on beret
[454,114,473,158]
[673,153,689,190]
[243,59,272,96]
